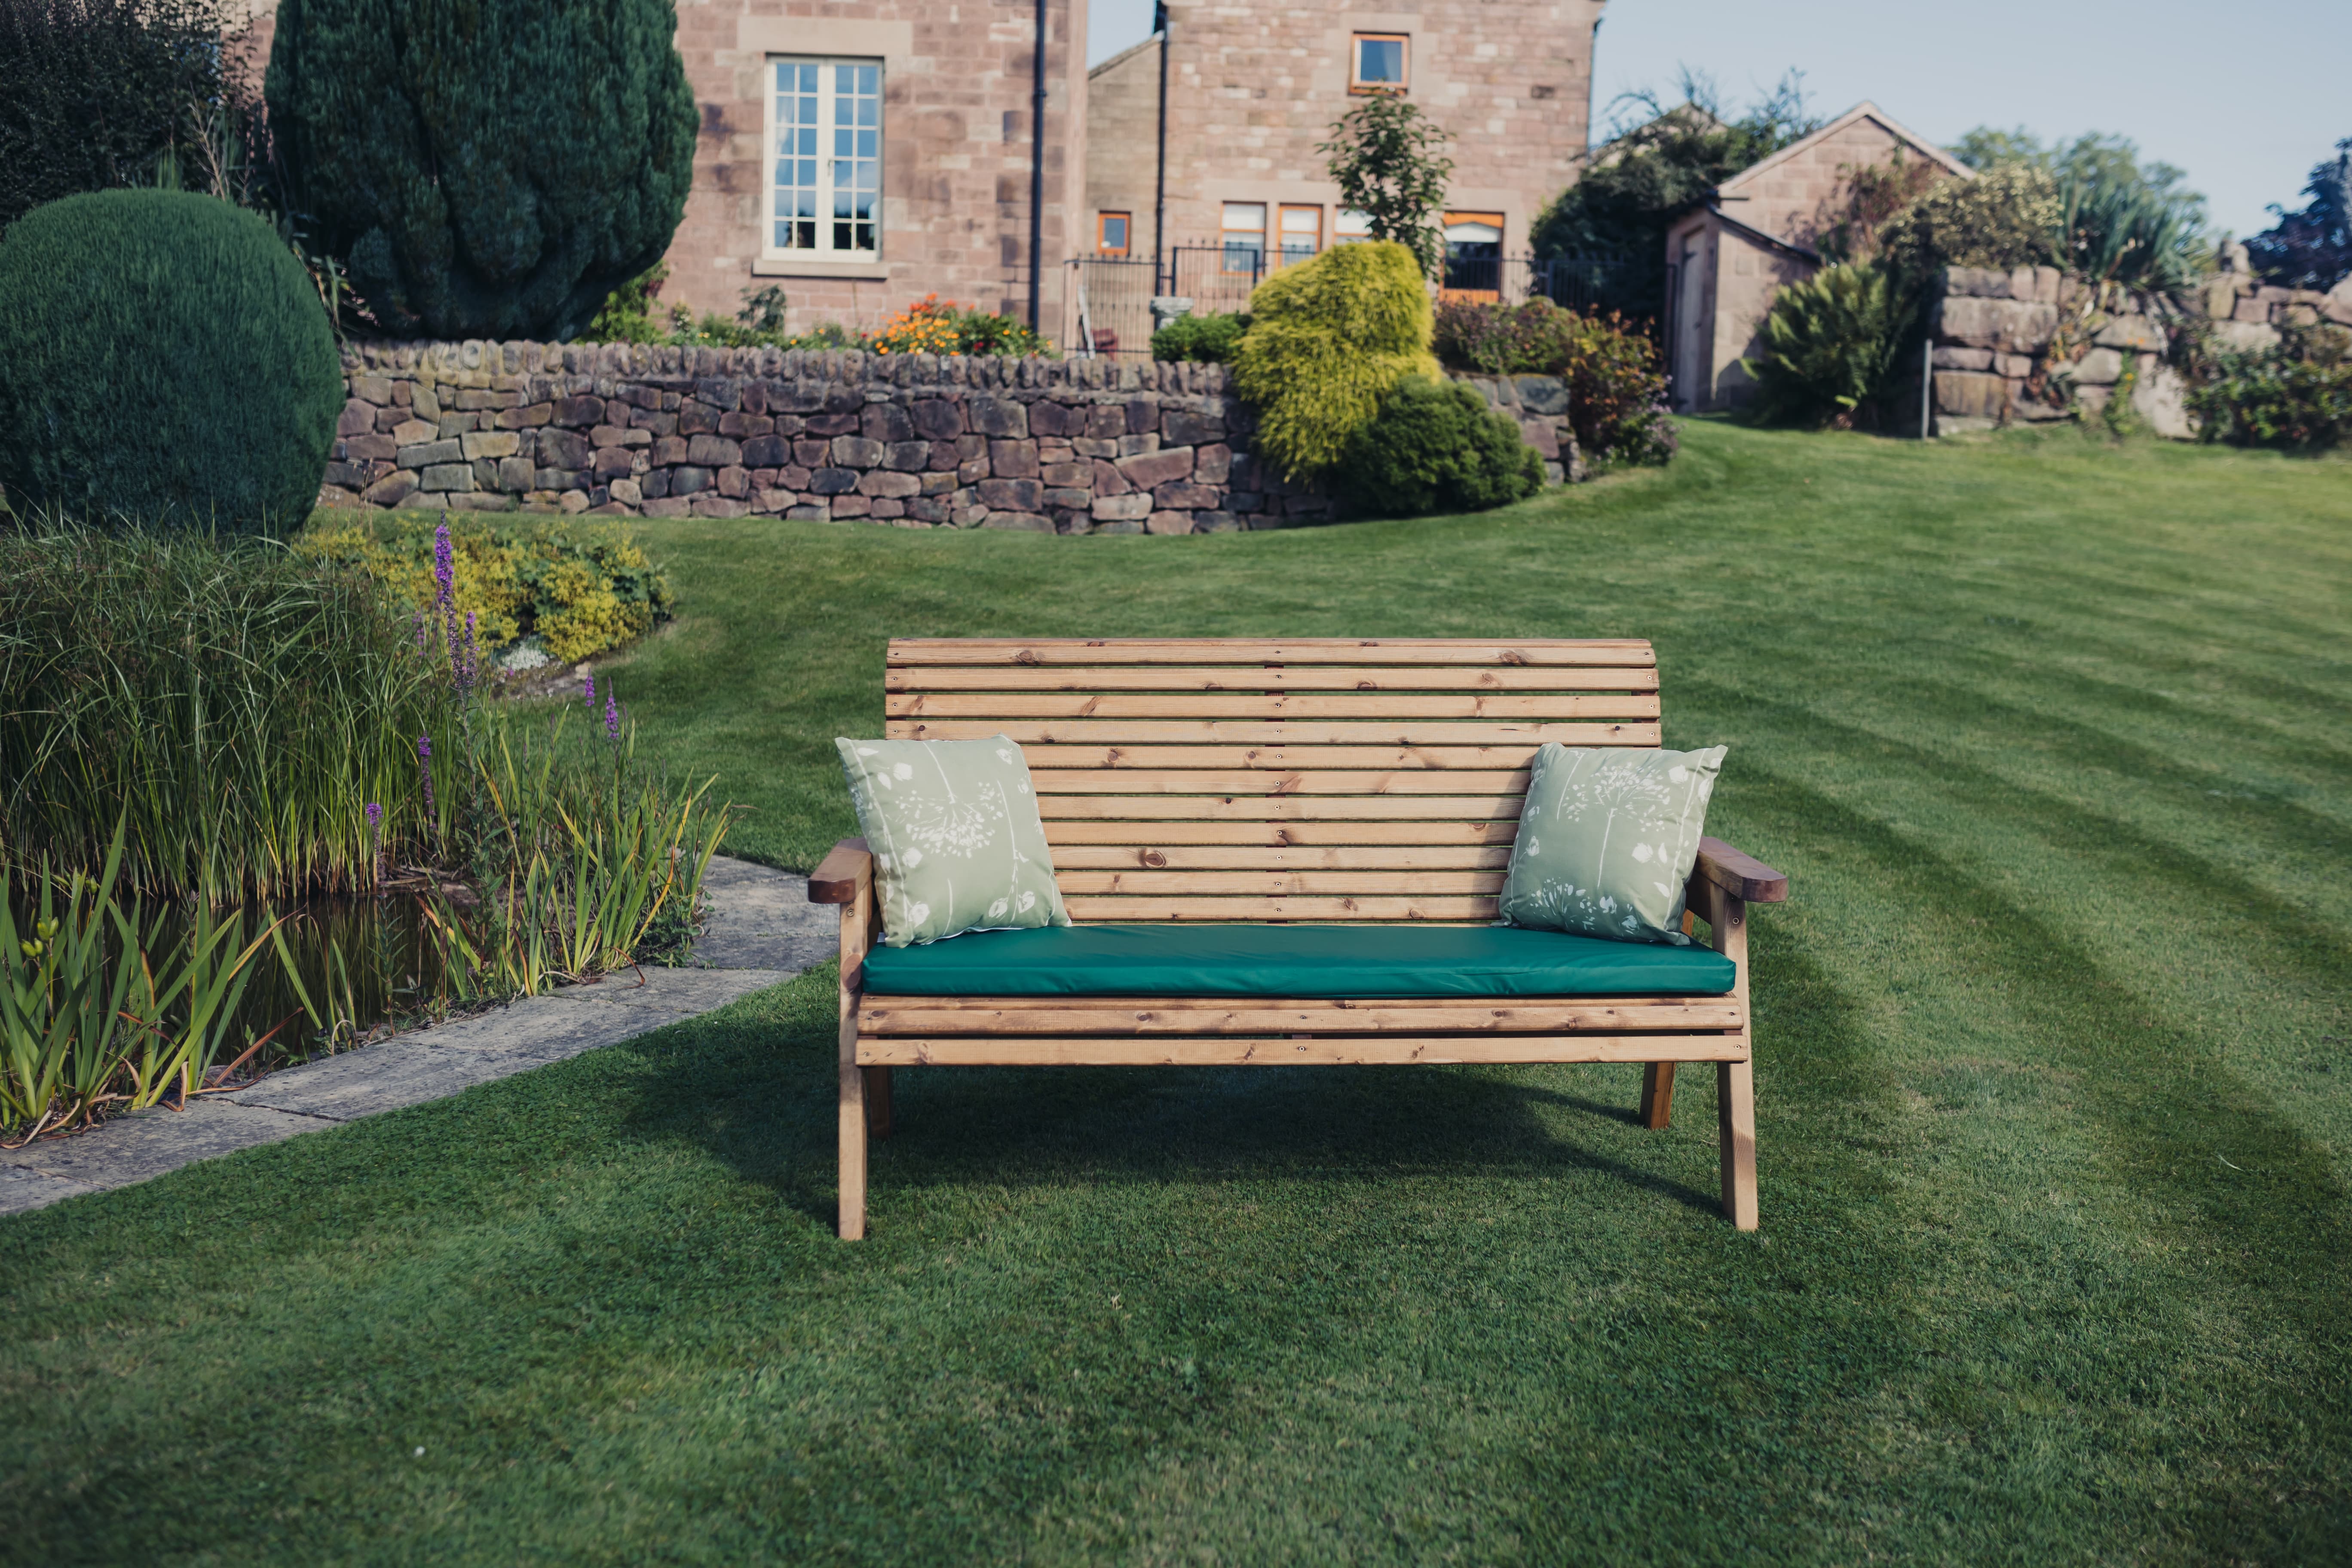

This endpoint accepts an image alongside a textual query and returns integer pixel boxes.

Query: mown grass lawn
[6,420,2349,1564]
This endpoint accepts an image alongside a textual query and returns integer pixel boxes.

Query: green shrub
[296,511,675,664]
[1742,262,1909,429]
[2179,323,2352,449]
[1430,298,1676,466]
[1877,164,2061,281]
[1231,241,1439,479]
[1333,377,1541,518]
[0,189,339,535]
[266,0,697,340]
[1151,311,1249,363]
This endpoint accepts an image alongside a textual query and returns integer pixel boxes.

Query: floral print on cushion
[835,735,1071,947]
[1497,744,1727,945]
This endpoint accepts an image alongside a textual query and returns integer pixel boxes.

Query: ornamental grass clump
[1231,240,1440,480]
[1743,262,1909,429]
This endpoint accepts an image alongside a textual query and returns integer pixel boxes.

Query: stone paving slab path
[0,858,830,1219]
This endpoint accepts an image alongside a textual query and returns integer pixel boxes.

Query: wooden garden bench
[809,638,1788,1239]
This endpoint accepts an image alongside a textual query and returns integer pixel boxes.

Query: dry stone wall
[1926,251,2352,438]
[325,343,1584,531]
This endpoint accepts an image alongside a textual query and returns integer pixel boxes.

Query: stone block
[779,465,813,489]
[497,456,536,491]
[1932,371,2009,420]
[321,460,372,490]
[363,470,418,507]
[794,439,833,467]
[1118,432,1162,457]
[555,394,603,426]
[1116,446,1194,488]
[633,408,679,436]
[687,434,742,466]
[462,429,520,459]
[831,496,873,518]
[977,477,1044,511]
[870,499,906,519]
[1153,481,1220,510]
[1086,405,1127,440]
[1518,419,1560,460]
[832,436,884,469]
[969,396,1028,438]
[1091,458,1131,495]
[443,492,513,511]
[885,440,931,471]
[420,463,475,493]
[1932,346,1993,371]
[410,384,442,420]
[671,466,711,496]
[1127,400,1160,434]
[472,458,502,491]
[539,428,591,469]
[1511,375,1569,415]
[641,469,669,499]
[910,399,964,440]
[2233,296,2269,323]
[1041,461,1092,488]
[641,497,693,518]
[398,438,462,468]
[910,496,952,524]
[391,417,438,445]
[718,410,774,437]
[1193,511,1243,533]
[439,414,475,438]
[1163,408,1226,445]
[608,478,643,505]
[591,425,649,448]
[2093,314,2166,352]
[2064,347,2125,386]
[691,496,748,518]
[957,457,991,484]
[742,434,792,466]
[858,470,922,499]
[1146,511,1196,535]
[785,505,831,521]
[337,398,377,436]
[809,467,859,495]
[861,403,915,443]
[345,433,397,462]
[989,439,1041,479]
[1093,517,1145,535]
[2133,363,2194,440]
[1044,487,1093,508]
[753,487,796,513]
[1028,400,1073,436]
[352,374,394,406]
[2208,319,2282,354]
[919,471,958,496]
[592,447,640,480]
[1091,492,1152,521]
[536,468,588,491]
[717,466,750,499]
[1992,352,2034,379]
[650,435,687,466]
[1943,265,2011,298]
[678,401,719,435]
[499,401,553,429]
[1073,437,1120,459]
[950,505,989,528]
[1936,296,2059,353]
[982,511,1054,531]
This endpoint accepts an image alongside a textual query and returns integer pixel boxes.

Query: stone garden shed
[1665,102,1972,411]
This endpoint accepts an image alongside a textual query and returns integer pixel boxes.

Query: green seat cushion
[860,923,1736,998]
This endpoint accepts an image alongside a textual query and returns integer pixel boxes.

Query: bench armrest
[1694,836,1788,904]
[808,838,873,904]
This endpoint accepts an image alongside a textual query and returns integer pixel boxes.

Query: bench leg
[1638,1063,1677,1129]
[1718,1058,1758,1230]
[839,1057,868,1240]
[864,1065,894,1139]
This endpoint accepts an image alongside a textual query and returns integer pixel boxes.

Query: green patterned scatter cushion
[835,736,1072,947]
[1497,744,1727,945]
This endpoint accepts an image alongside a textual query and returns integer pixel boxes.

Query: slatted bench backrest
[885,638,1662,924]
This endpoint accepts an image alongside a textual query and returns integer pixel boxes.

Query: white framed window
[1351,33,1408,93]
[1221,202,1266,274]
[1335,209,1374,244]
[1277,204,1322,267]
[767,58,881,260]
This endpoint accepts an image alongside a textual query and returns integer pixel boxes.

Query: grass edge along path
[3,421,2348,1563]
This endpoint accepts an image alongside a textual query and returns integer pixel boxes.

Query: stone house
[1663,102,1972,411]
[1084,0,1607,299]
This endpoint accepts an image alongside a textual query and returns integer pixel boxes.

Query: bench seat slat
[1052,844,1513,870]
[1031,769,1531,795]
[1043,820,1523,845]
[888,638,1657,667]
[856,1034,1749,1066]
[1054,870,1505,895]
[861,997,1743,1033]
[1038,796,1523,821]
[1061,894,1500,920]
[888,693,1654,720]
[892,720,1658,746]
[888,665,1660,693]
[1018,746,1548,769]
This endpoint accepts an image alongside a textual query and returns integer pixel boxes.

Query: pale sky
[1086,0,2349,242]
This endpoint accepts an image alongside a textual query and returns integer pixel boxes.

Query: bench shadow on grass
[611,988,1728,1232]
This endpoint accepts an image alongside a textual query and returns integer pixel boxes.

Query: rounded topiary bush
[0,190,341,536]
[1334,377,1542,518]
[1231,241,1440,480]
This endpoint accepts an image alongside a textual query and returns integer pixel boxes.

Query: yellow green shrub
[296,514,674,664]
[1232,241,1439,481]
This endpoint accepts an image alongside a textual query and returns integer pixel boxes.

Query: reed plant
[0,524,453,900]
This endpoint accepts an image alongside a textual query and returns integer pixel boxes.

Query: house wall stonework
[318,344,1586,528]
[1087,0,1605,269]
[1083,37,1164,263]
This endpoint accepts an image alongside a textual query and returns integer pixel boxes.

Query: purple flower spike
[417,733,432,761]
[433,517,455,609]
[365,802,383,829]
[582,669,595,706]
[605,692,621,741]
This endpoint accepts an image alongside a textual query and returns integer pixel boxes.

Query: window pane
[1356,37,1403,84]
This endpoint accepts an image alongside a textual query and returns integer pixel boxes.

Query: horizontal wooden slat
[1050,844,1514,870]
[857,1033,1746,1066]
[1054,870,1505,895]
[891,720,1658,746]
[1043,820,1522,845]
[861,998,1743,1034]
[1060,895,1499,921]
[1037,796,1523,821]
[1018,745,1539,769]
[888,638,1656,667]
[887,693,1653,720]
[1030,769,1530,796]
[889,665,1658,693]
